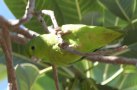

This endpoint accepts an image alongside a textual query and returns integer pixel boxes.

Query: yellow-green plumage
[26,24,122,66]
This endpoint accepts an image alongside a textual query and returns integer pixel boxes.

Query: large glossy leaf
[16,63,39,90]
[99,0,136,22]
[92,63,137,90]
[90,42,137,89]
[4,0,102,33]
[99,0,137,45]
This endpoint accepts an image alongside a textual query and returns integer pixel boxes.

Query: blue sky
[0,0,15,90]
[0,0,15,19]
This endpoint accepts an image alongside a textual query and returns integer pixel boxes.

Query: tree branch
[61,44,137,65]
[86,55,137,65]
[42,10,58,28]
[14,0,35,26]
[0,23,18,90]
[0,16,39,40]
[89,45,128,56]
[35,11,49,33]
[11,27,39,39]
[0,32,28,45]
[10,34,28,44]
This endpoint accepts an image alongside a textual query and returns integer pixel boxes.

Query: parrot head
[26,35,46,59]
[26,34,59,60]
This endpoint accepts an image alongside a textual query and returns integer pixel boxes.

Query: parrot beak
[31,56,41,63]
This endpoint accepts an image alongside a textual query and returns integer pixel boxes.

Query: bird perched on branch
[26,24,122,66]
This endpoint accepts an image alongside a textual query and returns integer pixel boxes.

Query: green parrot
[26,24,122,66]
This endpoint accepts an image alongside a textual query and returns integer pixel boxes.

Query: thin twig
[58,43,137,65]
[0,32,28,44]
[41,10,67,52]
[52,65,60,90]
[35,11,49,33]
[11,27,39,39]
[10,34,28,44]
[90,45,128,56]
[86,55,137,65]
[42,10,58,28]
[14,0,35,26]
[0,16,39,39]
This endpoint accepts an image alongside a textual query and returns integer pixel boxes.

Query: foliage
[1,0,137,90]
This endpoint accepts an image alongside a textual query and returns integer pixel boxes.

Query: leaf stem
[101,66,123,85]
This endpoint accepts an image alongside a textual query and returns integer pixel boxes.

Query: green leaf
[97,84,118,90]
[91,63,137,90]
[31,73,63,90]
[122,21,137,45]
[123,65,137,73]
[16,63,39,90]
[90,42,137,89]
[4,0,102,33]
[99,0,135,22]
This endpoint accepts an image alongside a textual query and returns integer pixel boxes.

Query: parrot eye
[31,45,35,51]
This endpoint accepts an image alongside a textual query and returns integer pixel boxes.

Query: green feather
[26,24,123,66]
